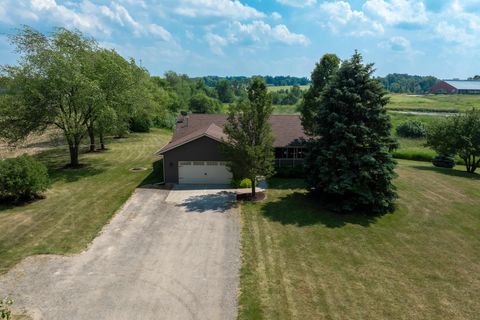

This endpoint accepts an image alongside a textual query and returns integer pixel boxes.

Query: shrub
[396,120,427,138]
[130,113,151,132]
[432,155,455,168]
[0,155,50,202]
[274,165,305,178]
[0,297,13,320]
[230,178,253,188]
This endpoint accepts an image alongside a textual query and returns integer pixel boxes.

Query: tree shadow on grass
[412,165,480,180]
[262,179,384,228]
[34,147,105,183]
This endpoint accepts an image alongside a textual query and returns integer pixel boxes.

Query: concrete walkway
[0,187,240,320]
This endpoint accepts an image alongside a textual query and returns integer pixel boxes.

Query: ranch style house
[157,113,307,184]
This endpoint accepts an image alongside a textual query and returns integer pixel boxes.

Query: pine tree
[305,52,397,214]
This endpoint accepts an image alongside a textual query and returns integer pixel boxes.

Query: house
[156,114,308,184]
[430,80,480,94]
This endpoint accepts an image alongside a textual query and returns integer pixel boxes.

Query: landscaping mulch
[236,191,266,202]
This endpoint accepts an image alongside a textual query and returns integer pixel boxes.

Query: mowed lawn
[0,129,170,274]
[239,160,480,319]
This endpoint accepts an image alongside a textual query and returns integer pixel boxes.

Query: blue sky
[0,0,479,79]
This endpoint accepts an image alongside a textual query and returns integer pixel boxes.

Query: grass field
[239,160,480,319]
[0,129,170,274]
[268,85,310,92]
[385,94,480,113]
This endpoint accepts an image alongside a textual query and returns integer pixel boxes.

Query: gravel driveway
[0,186,240,320]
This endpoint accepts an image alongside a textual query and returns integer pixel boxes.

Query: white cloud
[363,0,428,25]
[174,0,265,20]
[434,0,480,47]
[205,32,229,55]
[319,1,384,36]
[148,24,172,41]
[29,0,110,35]
[276,0,316,8]
[204,20,309,54]
[231,20,310,46]
[380,36,411,51]
[271,12,282,20]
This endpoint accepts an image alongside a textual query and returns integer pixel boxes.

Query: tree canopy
[223,77,275,198]
[304,52,397,214]
[427,109,480,173]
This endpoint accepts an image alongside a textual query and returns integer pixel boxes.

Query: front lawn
[0,129,170,274]
[239,160,480,319]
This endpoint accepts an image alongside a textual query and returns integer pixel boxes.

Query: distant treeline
[377,73,439,94]
[198,75,310,88]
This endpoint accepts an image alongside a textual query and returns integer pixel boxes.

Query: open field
[239,160,480,319]
[267,85,309,92]
[387,94,480,112]
[0,129,170,274]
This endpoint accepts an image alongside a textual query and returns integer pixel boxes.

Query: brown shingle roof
[157,114,307,154]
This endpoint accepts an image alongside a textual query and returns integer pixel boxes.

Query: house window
[275,147,306,159]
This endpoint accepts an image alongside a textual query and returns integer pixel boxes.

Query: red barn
[430,80,480,94]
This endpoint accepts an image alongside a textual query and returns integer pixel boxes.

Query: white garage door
[178,161,232,184]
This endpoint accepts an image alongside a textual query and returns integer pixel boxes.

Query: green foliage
[271,85,304,105]
[274,165,305,178]
[304,52,397,215]
[216,79,235,103]
[223,77,275,197]
[432,155,456,168]
[300,53,340,136]
[0,155,49,202]
[426,109,480,173]
[189,93,222,114]
[396,120,427,138]
[231,178,253,188]
[0,27,174,165]
[0,297,13,320]
[129,112,151,132]
[379,73,438,94]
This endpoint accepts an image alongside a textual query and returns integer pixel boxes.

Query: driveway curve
[0,187,240,320]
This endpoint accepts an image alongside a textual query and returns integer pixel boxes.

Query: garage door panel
[179,161,232,184]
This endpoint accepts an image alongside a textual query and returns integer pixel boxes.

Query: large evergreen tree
[223,77,275,198]
[305,52,397,214]
[300,54,340,135]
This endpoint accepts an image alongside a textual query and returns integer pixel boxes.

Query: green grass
[239,160,480,319]
[0,129,170,274]
[272,104,300,115]
[387,94,480,112]
[268,85,310,92]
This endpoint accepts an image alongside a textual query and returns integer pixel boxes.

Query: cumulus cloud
[230,20,310,46]
[276,0,316,8]
[173,0,265,20]
[363,0,428,26]
[380,36,411,51]
[434,0,480,46]
[271,12,282,20]
[204,20,309,54]
[319,1,384,36]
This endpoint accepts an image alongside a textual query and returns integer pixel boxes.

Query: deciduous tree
[427,109,480,173]
[223,77,275,198]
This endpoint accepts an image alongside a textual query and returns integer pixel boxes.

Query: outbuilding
[430,80,480,94]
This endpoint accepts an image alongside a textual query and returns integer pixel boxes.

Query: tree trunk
[68,143,79,167]
[251,177,256,199]
[99,131,106,150]
[88,124,95,152]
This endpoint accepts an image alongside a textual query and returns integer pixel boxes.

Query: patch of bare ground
[0,128,64,159]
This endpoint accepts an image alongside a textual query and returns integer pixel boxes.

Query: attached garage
[178,161,232,184]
